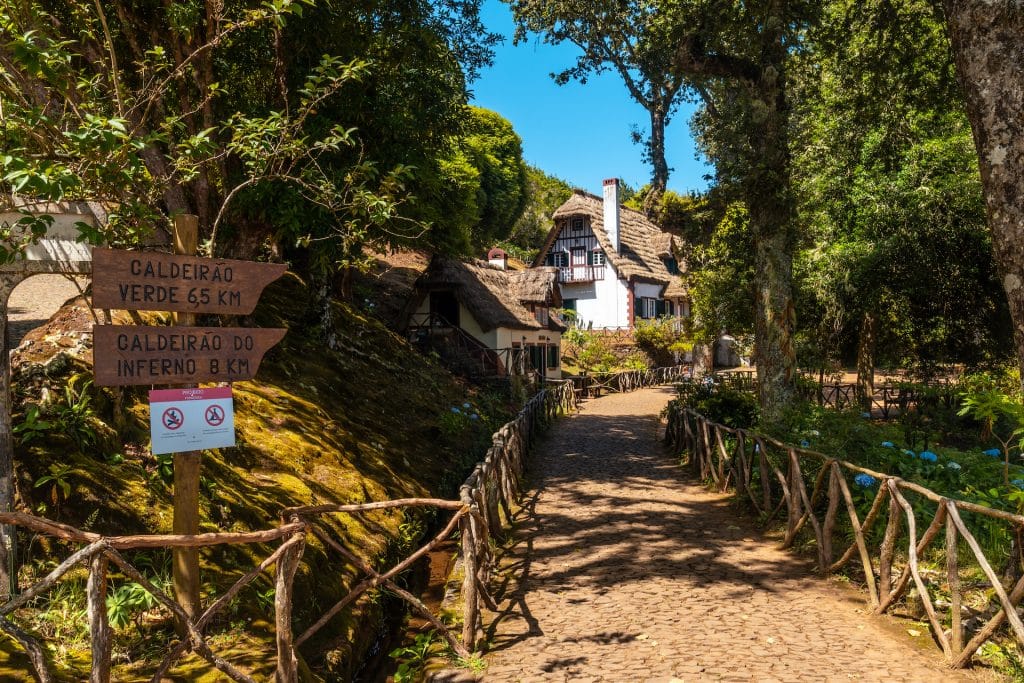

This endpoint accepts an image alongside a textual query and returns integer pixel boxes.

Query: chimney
[602,178,620,253]
[487,247,508,270]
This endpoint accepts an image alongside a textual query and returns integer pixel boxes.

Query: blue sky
[469,0,713,196]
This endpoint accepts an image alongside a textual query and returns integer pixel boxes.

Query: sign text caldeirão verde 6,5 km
[92,247,287,315]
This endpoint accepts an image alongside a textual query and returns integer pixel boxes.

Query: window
[664,257,680,275]
[638,297,658,319]
[546,251,568,267]
[547,344,560,368]
[536,307,549,325]
[571,217,586,232]
[562,298,576,311]
[528,345,544,371]
[589,250,605,266]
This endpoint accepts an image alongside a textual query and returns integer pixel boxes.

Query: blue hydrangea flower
[854,474,877,488]
[800,439,810,448]
[470,414,479,421]
[463,402,471,409]
[902,449,916,457]
[881,441,895,448]
[946,461,962,471]
[983,448,1002,458]
[450,406,461,414]
[1013,479,1024,490]
[861,412,871,418]
[919,451,937,462]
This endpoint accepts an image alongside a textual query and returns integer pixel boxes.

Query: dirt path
[481,387,994,682]
[7,274,87,347]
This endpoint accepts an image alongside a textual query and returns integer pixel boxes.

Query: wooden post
[275,531,304,683]
[87,552,112,682]
[0,279,20,599]
[171,214,201,620]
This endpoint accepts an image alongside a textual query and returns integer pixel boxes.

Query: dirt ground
[6,274,88,347]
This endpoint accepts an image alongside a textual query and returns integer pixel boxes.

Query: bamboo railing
[665,402,1024,668]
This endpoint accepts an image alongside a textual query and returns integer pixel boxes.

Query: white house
[406,253,565,379]
[534,179,688,330]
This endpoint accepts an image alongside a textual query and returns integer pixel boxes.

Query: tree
[790,0,1012,398]
[501,164,573,261]
[507,0,688,205]
[462,106,529,251]
[513,0,817,420]
[941,1,1024,392]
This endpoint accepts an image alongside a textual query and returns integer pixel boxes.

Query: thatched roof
[543,190,688,299]
[416,257,564,333]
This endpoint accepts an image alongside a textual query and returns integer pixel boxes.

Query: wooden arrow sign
[93,325,286,386]
[92,248,287,315]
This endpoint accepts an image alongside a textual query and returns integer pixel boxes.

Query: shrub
[634,317,692,367]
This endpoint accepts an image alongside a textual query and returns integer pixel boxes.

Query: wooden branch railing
[665,402,1024,668]
[0,370,680,680]
[569,365,690,398]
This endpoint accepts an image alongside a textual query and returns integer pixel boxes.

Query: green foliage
[676,381,759,429]
[573,334,616,373]
[790,0,1010,370]
[106,581,159,631]
[389,630,437,682]
[0,0,502,288]
[13,404,53,445]
[958,388,1024,485]
[34,464,74,509]
[503,165,573,259]
[633,317,693,367]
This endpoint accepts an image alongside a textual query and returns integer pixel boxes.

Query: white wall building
[534,180,689,330]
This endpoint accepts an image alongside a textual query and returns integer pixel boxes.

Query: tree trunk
[856,311,876,411]
[747,42,797,422]
[943,1,1024,392]
[644,106,669,215]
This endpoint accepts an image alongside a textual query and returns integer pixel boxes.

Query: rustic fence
[569,365,690,399]
[665,402,1024,668]
[713,370,957,418]
[0,381,578,682]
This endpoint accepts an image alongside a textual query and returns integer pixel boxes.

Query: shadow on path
[481,388,989,681]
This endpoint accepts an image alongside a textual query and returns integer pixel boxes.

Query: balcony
[557,265,605,283]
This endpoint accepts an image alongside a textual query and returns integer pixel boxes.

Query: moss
[4,272,511,680]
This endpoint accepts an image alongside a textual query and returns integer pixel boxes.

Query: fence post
[275,529,305,683]
[460,505,479,651]
[87,552,112,683]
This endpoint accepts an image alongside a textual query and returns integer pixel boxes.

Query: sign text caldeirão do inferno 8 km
[92,248,287,387]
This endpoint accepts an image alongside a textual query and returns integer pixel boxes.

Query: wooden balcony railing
[557,266,604,283]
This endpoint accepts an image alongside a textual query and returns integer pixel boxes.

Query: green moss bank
[6,272,510,681]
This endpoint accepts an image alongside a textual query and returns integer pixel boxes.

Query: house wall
[562,268,629,329]
[496,327,562,379]
[409,297,498,348]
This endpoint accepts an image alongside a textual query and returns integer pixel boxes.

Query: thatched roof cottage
[533,180,689,330]
[406,253,565,378]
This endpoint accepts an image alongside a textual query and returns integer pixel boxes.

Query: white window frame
[551,251,568,268]
[591,250,605,266]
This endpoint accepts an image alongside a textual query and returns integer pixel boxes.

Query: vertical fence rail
[665,401,1024,669]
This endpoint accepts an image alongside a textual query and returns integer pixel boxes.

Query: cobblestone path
[481,387,995,682]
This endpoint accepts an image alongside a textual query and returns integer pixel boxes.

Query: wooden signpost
[92,248,286,315]
[93,326,286,385]
[92,215,286,619]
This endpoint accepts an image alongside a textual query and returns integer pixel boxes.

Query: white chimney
[602,178,620,253]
